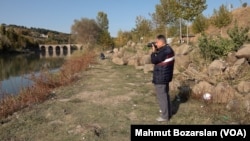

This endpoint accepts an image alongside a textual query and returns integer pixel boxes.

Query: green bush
[198,33,234,61]
[242,2,248,8]
[227,21,249,51]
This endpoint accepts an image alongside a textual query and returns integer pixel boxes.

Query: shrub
[198,33,234,61]
[242,2,248,8]
[227,21,249,51]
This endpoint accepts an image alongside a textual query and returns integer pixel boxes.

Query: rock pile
[104,42,250,112]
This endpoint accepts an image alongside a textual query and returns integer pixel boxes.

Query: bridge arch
[39,44,83,58]
[48,46,53,56]
[40,46,46,52]
[55,46,61,56]
[62,46,69,55]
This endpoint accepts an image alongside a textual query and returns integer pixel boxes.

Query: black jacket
[151,44,175,84]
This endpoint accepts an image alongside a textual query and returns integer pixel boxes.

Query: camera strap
[157,55,175,66]
[162,56,175,63]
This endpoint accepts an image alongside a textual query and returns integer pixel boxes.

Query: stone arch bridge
[39,44,83,57]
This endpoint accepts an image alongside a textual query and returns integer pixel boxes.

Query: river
[0,52,67,98]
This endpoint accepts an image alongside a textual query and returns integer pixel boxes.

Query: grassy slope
[191,6,250,43]
[1,57,248,141]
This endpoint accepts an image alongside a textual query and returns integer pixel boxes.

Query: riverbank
[0,49,37,55]
[0,50,96,120]
[0,58,154,140]
[1,54,247,140]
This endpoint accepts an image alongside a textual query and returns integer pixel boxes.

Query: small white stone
[203,93,211,100]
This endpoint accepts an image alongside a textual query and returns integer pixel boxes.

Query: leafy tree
[242,2,248,7]
[115,30,132,47]
[192,14,209,34]
[6,28,19,49]
[96,11,109,31]
[0,24,6,50]
[174,0,207,44]
[211,4,233,35]
[152,23,166,37]
[98,30,114,50]
[154,0,207,43]
[227,21,249,51]
[167,20,186,37]
[132,16,153,42]
[71,18,101,47]
[151,0,177,37]
[96,11,113,50]
[0,24,6,35]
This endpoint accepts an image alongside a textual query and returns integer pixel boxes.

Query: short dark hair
[156,34,166,43]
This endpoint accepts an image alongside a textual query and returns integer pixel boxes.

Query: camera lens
[147,42,156,47]
[147,43,153,47]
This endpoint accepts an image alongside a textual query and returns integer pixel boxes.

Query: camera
[147,42,157,48]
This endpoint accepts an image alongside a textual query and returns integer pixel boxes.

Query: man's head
[155,35,167,48]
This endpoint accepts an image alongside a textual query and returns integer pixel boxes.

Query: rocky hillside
[205,6,250,38]
[103,7,250,117]
[105,36,250,118]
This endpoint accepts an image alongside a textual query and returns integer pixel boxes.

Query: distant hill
[0,24,71,53]
[205,6,250,37]
[3,24,71,43]
[6,24,65,35]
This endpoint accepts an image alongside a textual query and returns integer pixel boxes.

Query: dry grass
[0,49,97,119]
[0,56,250,140]
[205,6,250,38]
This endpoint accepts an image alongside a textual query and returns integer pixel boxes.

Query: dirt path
[0,58,217,141]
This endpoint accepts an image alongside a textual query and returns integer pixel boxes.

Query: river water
[0,52,67,98]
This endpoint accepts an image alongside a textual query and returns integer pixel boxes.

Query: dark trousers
[155,83,172,120]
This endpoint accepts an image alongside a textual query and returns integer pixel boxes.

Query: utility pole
[179,0,183,44]
[180,18,182,44]
[187,21,189,45]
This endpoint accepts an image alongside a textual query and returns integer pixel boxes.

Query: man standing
[151,35,175,122]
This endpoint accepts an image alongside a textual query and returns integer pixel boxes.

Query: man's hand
[152,44,156,52]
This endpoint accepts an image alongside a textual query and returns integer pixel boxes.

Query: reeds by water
[0,51,97,119]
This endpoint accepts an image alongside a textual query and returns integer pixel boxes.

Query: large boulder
[113,48,119,53]
[174,44,192,55]
[139,55,151,65]
[213,82,237,104]
[127,56,139,66]
[236,44,250,60]
[192,81,214,98]
[225,58,249,78]
[112,57,126,65]
[226,94,250,113]
[174,55,191,72]
[237,81,250,94]
[226,52,238,65]
[208,59,227,76]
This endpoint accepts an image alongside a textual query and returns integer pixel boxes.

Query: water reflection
[0,53,65,96]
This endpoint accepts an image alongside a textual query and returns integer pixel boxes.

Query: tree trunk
[179,18,182,44]
[187,22,189,45]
